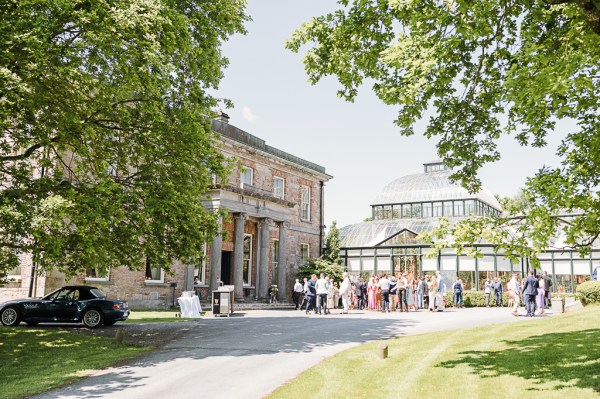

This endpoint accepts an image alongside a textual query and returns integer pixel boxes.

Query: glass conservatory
[339,161,599,293]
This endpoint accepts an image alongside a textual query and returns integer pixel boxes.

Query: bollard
[551,297,565,314]
[112,329,126,345]
[376,342,388,359]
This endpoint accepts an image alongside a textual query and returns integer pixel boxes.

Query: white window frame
[301,186,311,221]
[85,266,111,282]
[145,259,165,283]
[273,177,285,199]
[243,234,253,286]
[240,167,253,188]
[300,243,310,266]
[6,253,23,282]
[6,270,22,282]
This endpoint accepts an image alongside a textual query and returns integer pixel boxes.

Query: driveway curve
[33,308,543,399]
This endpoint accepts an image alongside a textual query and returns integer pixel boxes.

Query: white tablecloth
[177,296,203,318]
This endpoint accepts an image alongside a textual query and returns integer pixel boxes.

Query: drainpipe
[255,220,260,301]
[319,181,324,257]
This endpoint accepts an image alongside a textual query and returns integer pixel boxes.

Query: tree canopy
[288,0,600,258]
[0,0,248,279]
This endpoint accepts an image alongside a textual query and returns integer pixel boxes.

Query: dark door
[221,251,232,285]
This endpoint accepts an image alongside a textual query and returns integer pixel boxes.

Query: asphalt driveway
[32,307,542,399]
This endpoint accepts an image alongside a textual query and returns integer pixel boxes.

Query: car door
[43,288,73,321]
[19,299,44,320]
[54,289,80,321]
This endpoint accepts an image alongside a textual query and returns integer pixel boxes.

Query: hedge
[575,281,600,305]
[442,291,575,308]
[444,292,511,308]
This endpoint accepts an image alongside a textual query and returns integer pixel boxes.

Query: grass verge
[126,310,204,323]
[269,306,600,399]
[0,328,151,399]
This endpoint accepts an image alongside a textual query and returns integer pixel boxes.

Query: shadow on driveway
[33,314,417,398]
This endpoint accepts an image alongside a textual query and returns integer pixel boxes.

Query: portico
[204,184,294,300]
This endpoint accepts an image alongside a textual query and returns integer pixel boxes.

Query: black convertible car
[0,286,129,328]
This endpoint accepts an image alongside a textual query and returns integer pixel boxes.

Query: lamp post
[170,282,177,308]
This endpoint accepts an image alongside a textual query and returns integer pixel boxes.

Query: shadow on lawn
[439,329,600,393]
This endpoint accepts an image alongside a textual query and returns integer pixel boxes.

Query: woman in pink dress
[367,276,377,310]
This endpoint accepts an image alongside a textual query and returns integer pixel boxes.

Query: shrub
[576,281,600,305]
[444,292,528,307]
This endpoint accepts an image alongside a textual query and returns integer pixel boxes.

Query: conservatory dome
[372,161,501,210]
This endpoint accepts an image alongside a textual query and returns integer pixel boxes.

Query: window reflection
[433,202,443,217]
[454,201,464,216]
[383,205,392,219]
[444,202,453,217]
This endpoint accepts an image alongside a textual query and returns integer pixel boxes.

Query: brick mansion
[0,114,332,308]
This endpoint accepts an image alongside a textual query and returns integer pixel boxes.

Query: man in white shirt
[378,274,391,312]
[315,273,329,315]
[293,279,304,310]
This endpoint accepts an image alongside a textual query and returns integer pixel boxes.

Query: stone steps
[201,301,296,311]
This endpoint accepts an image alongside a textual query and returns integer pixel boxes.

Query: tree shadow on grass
[439,329,600,393]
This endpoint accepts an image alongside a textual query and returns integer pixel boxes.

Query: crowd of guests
[292,270,453,315]
[291,270,554,317]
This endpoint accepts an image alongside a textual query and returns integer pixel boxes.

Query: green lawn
[126,310,205,323]
[0,328,151,399]
[270,306,600,399]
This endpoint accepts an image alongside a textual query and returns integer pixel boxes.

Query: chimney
[217,111,230,124]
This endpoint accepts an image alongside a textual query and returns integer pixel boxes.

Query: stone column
[209,217,223,293]
[277,221,289,301]
[184,265,195,292]
[258,217,272,300]
[233,212,247,301]
[254,220,261,301]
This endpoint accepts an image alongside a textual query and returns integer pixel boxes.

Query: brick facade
[1,117,331,309]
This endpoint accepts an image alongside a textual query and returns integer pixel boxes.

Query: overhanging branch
[1,137,60,162]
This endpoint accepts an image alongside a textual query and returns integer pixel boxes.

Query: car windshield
[90,288,106,298]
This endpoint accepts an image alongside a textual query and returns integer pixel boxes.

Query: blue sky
[215,0,568,229]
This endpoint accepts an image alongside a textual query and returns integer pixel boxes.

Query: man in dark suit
[522,270,539,317]
[305,274,317,314]
[542,271,552,307]
[493,277,504,307]
[354,278,365,310]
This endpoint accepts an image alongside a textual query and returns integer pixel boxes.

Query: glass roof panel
[372,169,502,211]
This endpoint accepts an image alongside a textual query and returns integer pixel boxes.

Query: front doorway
[221,251,232,285]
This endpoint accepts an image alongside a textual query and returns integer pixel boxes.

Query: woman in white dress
[428,276,437,312]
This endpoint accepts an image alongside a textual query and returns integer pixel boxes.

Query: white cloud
[242,106,259,122]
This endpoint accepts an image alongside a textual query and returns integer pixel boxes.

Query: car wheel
[82,309,104,328]
[1,306,22,327]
